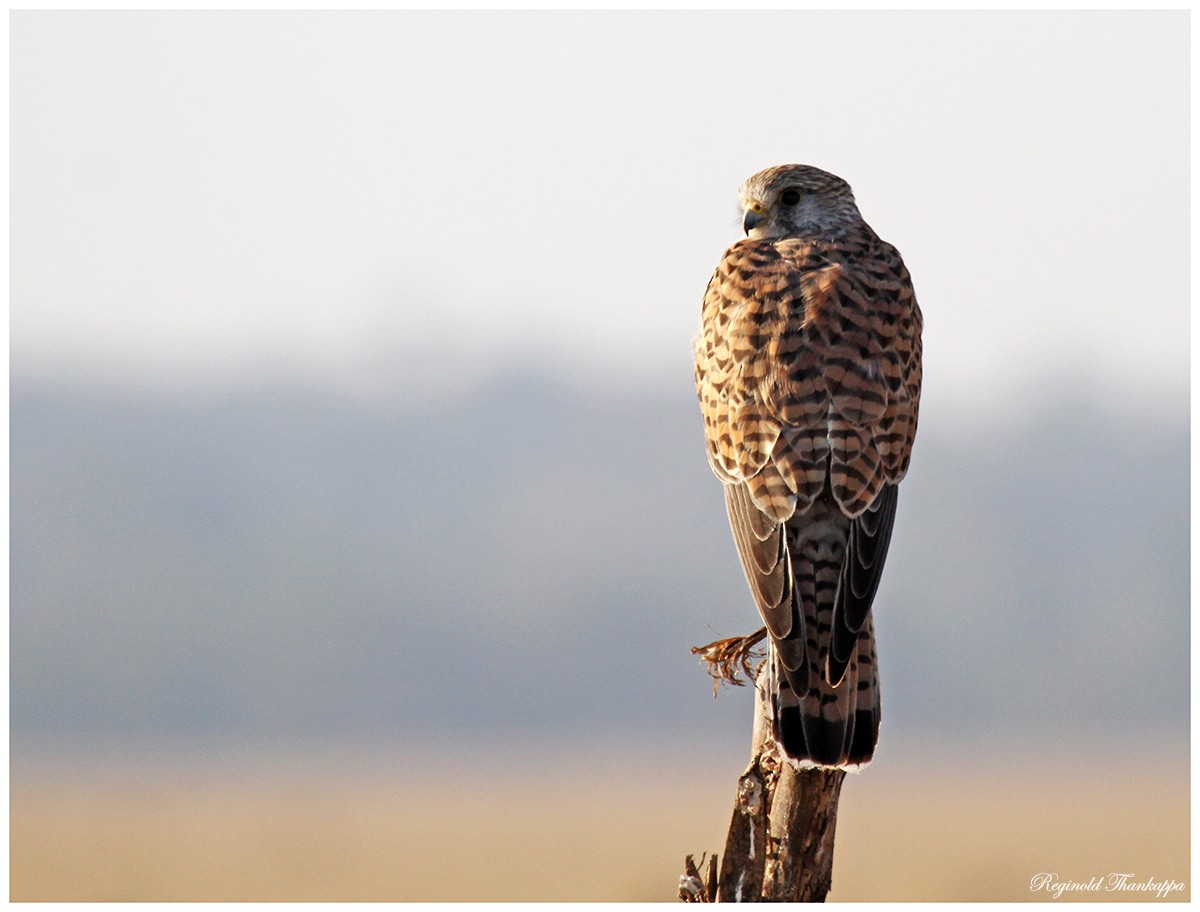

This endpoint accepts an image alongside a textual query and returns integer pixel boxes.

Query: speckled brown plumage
[695,164,922,767]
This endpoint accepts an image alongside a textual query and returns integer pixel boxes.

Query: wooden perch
[682,656,846,902]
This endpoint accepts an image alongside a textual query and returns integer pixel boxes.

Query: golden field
[10,739,1189,902]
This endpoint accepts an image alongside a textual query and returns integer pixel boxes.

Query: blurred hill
[10,374,1188,751]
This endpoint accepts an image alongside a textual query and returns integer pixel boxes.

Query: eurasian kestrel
[694,164,922,767]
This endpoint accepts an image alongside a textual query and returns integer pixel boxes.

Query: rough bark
[684,663,845,902]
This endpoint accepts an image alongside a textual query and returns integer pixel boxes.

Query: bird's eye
[780,189,801,206]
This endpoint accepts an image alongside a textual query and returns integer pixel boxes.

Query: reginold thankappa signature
[1030,872,1185,899]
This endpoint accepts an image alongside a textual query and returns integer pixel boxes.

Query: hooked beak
[742,205,767,236]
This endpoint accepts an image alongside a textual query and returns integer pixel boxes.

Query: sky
[10,10,1190,427]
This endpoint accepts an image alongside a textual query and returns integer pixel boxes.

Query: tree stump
[683,662,845,902]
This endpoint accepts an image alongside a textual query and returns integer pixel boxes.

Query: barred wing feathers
[695,227,921,766]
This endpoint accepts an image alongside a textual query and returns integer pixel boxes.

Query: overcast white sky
[11,11,1189,424]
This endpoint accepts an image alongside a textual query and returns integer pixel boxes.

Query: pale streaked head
[738,164,863,240]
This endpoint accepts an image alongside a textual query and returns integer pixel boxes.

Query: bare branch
[684,655,845,902]
[691,627,768,695]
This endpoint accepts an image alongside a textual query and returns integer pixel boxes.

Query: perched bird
[694,164,922,768]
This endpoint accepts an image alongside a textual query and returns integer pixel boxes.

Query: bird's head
[738,164,862,239]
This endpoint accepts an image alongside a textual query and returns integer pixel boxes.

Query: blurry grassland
[10,741,1189,902]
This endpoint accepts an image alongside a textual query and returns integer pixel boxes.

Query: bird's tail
[770,615,880,768]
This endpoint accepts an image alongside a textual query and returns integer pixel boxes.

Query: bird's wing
[695,238,828,682]
[772,233,921,683]
[695,233,922,685]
